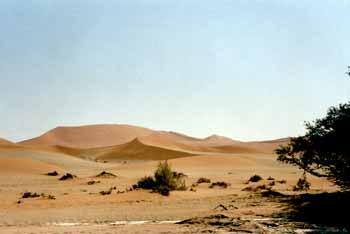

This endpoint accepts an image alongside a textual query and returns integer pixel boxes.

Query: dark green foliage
[157,185,170,196]
[154,161,177,190]
[134,161,187,196]
[135,176,156,189]
[249,175,263,183]
[276,102,350,190]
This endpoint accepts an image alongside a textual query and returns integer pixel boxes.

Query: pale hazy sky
[1,0,350,142]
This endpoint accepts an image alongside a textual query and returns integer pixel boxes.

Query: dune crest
[0,137,14,145]
[19,124,154,148]
[9,124,290,158]
[55,138,195,161]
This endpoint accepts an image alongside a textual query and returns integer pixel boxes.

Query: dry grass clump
[46,171,59,176]
[209,181,230,189]
[248,175,263,183]
[134,161,187,196]
[100,186,116,195]
[59,173,77,181]
[277,179,287,184]
[95,171,117,178]
[242,184,269,192]
[87,180,101,185]
[22,192,40,198]
[21,192,56,200]
[197,177,211,184]
[293,174,310,191]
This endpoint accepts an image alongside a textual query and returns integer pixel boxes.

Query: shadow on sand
[272,191,350,231]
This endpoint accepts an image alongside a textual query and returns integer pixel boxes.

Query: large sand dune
[8,124,290,160]
[19,124,154,148]
[54,138,195,161]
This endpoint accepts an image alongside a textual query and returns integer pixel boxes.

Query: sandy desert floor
[0,145,342,234]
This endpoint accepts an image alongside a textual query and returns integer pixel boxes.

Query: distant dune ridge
[0,137,14,145]
[19,124,154,148]
[0,124,290,161]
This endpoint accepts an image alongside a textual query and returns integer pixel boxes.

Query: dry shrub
[134,161,187,196]
[197,177,211,184]
[249,175,263,183]
[209,181,230,189]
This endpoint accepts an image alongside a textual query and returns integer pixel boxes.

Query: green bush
[134,161,187,196]
[135,176,156,189]
[157,185,170,196]
[154,161,176,190]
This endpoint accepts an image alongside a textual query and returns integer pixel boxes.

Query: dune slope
[57,138,195,161]
[0,137,14,145]
[19,124,155,148]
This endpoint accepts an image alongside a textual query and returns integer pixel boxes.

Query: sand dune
[139,131,285,154]
[55,138,195,161]
[201,134,241,146]
[0,137,14,145]
[0,156,59,174]
[139,132,243,152]
[19,124,154,148]
[12,124,290,159]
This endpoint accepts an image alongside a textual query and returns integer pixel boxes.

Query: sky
[1,0,350,142]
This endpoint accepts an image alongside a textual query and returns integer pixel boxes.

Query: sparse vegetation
[134,176,156,190]
[46,171,59,176]
[95,171,117,178]
[267,176,274,181]
[43,194,56,200]
[276,102,350,190]
[22,192,40,198]
[249,175,263,183]
[59,173,76,181]
[293,173,311,191]
[197,177,211,184]
[134,161,187,196]
[21,192,55,200]
[209,181,230,189]
[242,184,269,192]
[277,179,287,184]
[100,186,116,195]
[87,180,101,185]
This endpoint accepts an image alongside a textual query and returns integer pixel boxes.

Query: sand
[17,124,289,155]
[0,125,335,233]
